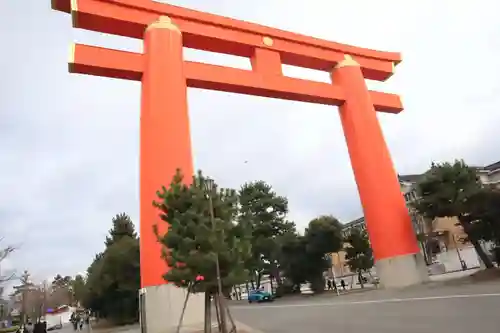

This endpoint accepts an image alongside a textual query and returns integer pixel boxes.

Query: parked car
[247,289,273,303]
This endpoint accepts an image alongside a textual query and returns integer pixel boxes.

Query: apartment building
[399,159,500,254]
[330,160,499,276]
[329,217,366,277]
[476,160,500,188]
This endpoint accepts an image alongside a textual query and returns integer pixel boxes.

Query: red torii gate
[51,0,427,327]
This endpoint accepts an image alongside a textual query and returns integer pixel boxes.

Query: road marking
[232,292,500,310]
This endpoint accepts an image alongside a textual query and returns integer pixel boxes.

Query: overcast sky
[1,0,499,283]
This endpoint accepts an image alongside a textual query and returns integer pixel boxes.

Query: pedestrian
[340,279,346,291]
[33,321,43,333]
[84,313,91,332]
[72,314,79,331]
[332,277,338,292]
[25,321,34,333]
[327,279,332,290]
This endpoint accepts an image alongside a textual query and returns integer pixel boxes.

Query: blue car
[247,290,274,303]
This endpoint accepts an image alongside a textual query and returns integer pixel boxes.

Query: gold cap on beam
[146,16,181,33]
[335,54,360,69]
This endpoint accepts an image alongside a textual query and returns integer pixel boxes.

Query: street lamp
[204,177,228,333]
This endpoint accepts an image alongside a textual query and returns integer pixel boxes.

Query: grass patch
[0,326,20,333]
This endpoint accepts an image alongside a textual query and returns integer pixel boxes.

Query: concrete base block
[376,252,429,288]
[139,284,204,333]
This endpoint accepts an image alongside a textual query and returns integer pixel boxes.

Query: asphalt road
[230,281,500,333]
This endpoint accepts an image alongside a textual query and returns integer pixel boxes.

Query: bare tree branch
[0,246,15,262]
[0,237,18,284]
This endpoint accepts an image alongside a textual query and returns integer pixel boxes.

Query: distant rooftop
[398,174,422,183]
[342,216,365,229]
[398,160,500,184]
[483,160,500,172]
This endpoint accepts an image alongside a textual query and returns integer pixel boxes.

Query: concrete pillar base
[139,284,205,333]
[376,252,429,288]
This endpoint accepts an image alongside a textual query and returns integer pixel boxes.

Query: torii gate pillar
[331,58,429,288]
[139,17,205,332]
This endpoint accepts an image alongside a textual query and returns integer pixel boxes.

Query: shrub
[0,326,20,333]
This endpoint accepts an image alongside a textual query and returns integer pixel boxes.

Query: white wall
[435,247,480,271]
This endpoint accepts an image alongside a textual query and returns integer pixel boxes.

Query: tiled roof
[342,216,365,229]
[398,174,422,183]
[484,160,500,172]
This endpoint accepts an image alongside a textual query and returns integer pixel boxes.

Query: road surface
[55,280,500,332]
[230,280,500,333]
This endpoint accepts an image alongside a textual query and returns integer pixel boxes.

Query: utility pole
[205,178,228,333]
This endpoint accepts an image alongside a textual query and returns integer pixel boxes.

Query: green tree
[279,216,343,294]
[344,228,374,288]
[83,253,104,313]
[305,215,343,255]
[463,188,500,262]
[106,213,137,246]
[238,181,294,289]
[52,274,72,288]
[50,274,73,306]
[413,160,494,268]
[278,233,308,292]
[84,214,140,324]
[464,189,500,243]
[303,216,343,293]
[71,275,87,306]
[154,170,251,295]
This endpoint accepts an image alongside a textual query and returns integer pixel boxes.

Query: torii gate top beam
[52,0,403,113]
[52,0,400,81]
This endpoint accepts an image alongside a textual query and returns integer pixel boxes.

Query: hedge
[0,326,20,333]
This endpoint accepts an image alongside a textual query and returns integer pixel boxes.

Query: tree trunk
[214,294,221,329]
[204,293,212,333]
[460,216,494,269]
[358,271,364,289]
[256,273,262,290]
[269,276,274,295]
[471,239,494,269]
[175,286,191,333]
[419,240,431,265]
[271,263,282,287]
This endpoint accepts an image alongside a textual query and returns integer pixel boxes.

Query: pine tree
[238,181,294,289]
[84,214,140,324]
[154,169,251,295]
[105,213,137,246]
[413,160,495,268]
